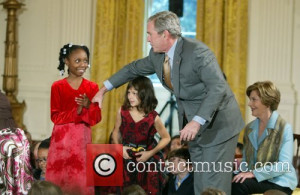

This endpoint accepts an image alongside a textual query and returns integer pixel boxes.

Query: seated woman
[232,81,297,195]
[0,90,33,194]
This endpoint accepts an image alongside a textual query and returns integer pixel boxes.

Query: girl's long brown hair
[123,76,158,115]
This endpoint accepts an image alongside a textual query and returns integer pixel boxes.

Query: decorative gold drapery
[91,0,144,143]
[196,0,248,142]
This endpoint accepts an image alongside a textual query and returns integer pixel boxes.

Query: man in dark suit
[92,11,244,194]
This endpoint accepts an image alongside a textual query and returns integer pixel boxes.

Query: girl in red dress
[111,76,171,194]
[46,43,101,195]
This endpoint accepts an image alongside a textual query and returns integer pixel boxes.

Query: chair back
[293,134,300,168]
[293,133,300,187]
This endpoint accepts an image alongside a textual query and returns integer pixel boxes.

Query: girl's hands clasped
[75,93,91,108]
[136,150,153,162]
[123,146,132,160]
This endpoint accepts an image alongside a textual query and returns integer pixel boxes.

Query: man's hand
[92,86,108,108]
[180,120,201,141]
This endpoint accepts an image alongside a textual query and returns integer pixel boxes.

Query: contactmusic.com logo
[87,144,123,186]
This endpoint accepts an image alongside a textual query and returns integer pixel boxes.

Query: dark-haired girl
[46,43,101,195]
[110,76,170,194]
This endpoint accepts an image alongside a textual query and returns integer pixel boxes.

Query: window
[147,0,197,83]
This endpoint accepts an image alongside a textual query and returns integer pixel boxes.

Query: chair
[293,133,300,188]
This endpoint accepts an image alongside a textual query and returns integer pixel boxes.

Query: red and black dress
[120,107,166,194]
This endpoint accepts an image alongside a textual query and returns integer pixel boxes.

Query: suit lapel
[248,129,258,150]
[158,53,165,84]
[172,37,183,95]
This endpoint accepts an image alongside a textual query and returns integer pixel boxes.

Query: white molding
[247,0,298,131]
[292,0,300,132]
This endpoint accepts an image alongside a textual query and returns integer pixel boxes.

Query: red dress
[46,78,101,195]
[120,108,166,194]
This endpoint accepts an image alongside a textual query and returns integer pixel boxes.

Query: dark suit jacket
[108,37,244,147]
[167,173,194,195]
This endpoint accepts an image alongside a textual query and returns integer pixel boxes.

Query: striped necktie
[163,55,173,90]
